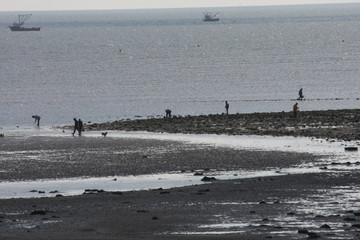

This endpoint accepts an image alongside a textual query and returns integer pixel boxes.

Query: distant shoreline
[85,109,360,141]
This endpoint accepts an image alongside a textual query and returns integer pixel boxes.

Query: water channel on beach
[0,129,358,199]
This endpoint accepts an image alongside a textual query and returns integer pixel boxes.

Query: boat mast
[14,14,32,26]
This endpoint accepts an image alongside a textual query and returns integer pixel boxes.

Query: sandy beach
[1,109,360,239]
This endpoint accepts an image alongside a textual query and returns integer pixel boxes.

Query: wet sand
[1,109,360,239]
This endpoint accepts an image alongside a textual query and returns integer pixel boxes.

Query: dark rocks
[345,147,358,151]
[110,191,123,195]
[298,229,309,234]
[308,232,321,239]
[320,224,331,229]
[136,210,148,213]
[83,189,105,194]
[353,212,360,216]
[159,191,170,194]
[85,109,360,141]
[343,217,356,221]
[201,176,216,182]
[30,210,47,215]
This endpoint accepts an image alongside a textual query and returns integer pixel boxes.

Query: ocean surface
[1,4,360,130]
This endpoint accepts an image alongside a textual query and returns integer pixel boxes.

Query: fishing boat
[203,11,220,22]
[9,14,40,32]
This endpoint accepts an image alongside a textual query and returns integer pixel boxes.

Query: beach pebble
[308,232,321,239]
[320,224,331,229]
[298,229,309,234]
[30,210,47,215]
[201,176,216,181]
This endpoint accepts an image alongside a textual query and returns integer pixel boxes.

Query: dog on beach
[101,132,108,137]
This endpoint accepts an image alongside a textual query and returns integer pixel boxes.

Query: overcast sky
[3,0,360,11]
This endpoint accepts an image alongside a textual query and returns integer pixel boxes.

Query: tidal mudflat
[1,110,360,239]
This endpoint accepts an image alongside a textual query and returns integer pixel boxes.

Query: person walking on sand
[72,118,79,135]
[225,101,229,114]
[298,88,304,100]
[32,115,41,127]
[293,102,299,118]
[78,119,84,136]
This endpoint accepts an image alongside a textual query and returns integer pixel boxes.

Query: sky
[3,0,360,11]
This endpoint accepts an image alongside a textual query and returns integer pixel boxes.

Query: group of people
[293,88,304,118]
[31,115,84,136]
[72,118,84,136]
[32,89,304,131]
[223,88,304,119]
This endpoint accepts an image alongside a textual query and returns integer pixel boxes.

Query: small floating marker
[345,147,358,151]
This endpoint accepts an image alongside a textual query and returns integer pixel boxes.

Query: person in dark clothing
[78,119,84,136]
[298,88,304,100]
[32,115,41,127]
[225,101,229,114]
[165,109,172,118]
[72,118,79,135]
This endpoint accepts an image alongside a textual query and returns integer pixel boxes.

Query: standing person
[225,101,229,114]
[78,119,84,136]
[293,102,299,118]
[298,88,304,100]
[32,115,41,127]
[165,109,172,118]
[72,118,79,135]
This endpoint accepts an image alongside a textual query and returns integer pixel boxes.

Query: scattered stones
[85,109,360,141]
[83,189,105,194]
[110,191,123,195]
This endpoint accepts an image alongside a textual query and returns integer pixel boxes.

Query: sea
[0,3,360,130]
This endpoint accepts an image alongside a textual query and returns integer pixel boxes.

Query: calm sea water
[0,4,359,129]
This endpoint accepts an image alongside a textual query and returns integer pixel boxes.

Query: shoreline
[85,109,360,141]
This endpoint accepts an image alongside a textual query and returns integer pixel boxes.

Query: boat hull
[9,26,40,31]
[203,18,219,22]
